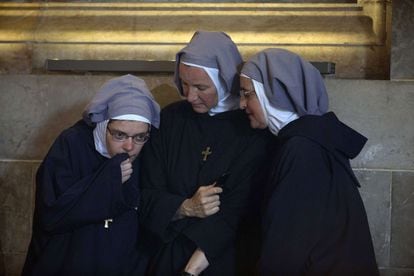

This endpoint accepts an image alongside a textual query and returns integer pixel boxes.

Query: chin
[192,106,209,113]
[250,121,266,130]
[249,121,259,129]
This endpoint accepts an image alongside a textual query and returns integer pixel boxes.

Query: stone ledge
[0,2,380,45]
[0,1,389,78]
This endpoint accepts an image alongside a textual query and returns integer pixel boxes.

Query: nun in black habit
[22,75,160,275]
[139,31,270,275]
[239,48,379,275]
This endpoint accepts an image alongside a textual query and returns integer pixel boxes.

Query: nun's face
[179,63,218,113]
[239,76,267,129]
[106,120,149,162]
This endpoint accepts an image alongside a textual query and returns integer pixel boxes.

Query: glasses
[107,126,150,145]
[240,89,256,99]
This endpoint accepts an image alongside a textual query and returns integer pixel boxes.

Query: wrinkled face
[239,76,267,129]
[106,120,149,162]
[179,63,218,113]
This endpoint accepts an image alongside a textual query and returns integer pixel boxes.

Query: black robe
[259,112,379,275]
[139,101,269,275]
[22,120,148,276]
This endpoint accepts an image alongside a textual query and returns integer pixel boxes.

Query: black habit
[139,101,269,275]
[22,120,148,276]
[259,112,379,275]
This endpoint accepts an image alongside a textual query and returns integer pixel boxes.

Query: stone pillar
[391,0,414,80]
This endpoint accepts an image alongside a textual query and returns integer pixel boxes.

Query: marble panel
[0,75,100,160]
[355,170,392,267]
[391,0,414,80]
[326,79,414,170]
[0,211,31,254]
[0,162,34,215]
[0,44,33,74]
[390,171,414,268]
[380,268,414,276]
[0,253,26,276]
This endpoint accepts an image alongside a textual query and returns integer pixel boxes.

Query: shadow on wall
[150,83,182,108]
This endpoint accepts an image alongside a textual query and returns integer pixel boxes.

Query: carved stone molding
[0,0,390,78]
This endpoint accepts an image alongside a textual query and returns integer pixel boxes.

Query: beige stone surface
[0,253,26,276]
[0,1,390,78]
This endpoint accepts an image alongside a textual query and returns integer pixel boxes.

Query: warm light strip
[0,2,362,9]
[0,1,382,46]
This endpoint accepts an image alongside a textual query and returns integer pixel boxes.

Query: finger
[200,195,220,204]
[122,174,131,184]
[214,187,223,194]
[203,200,220,211]
[201,186,223,197]
[121,158,131,165]
[205,206,220,216]
[121,162,132,171]
[122,168,133,176]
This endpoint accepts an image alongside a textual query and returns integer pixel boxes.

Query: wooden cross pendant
[201,146,212,161]
[104,218,113,229]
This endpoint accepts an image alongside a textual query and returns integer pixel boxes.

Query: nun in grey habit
[239,48,379,275]
[139,31,270,276]
[22,74,160,276]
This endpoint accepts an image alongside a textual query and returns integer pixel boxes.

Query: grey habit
[241,48,329,116]
[83,74,160,128]
[174,31,243,97]
[241,49,379,275]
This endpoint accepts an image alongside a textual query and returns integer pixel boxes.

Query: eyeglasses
[240,89,256,99]
[107,126,150,145]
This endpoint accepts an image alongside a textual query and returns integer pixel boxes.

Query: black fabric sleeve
[139,127,187,242]
[259,137,332,274]
[36,132,138,234]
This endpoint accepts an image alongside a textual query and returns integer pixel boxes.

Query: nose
[186,87,199,103]
[239,97,247,110]
[122,137,134,152]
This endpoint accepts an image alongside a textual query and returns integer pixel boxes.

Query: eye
[133,133,150,143]
[196,85,208,92]
[240,89,254,98]
[112,131,127,140]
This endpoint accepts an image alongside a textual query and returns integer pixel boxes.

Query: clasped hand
[182,184,223,218]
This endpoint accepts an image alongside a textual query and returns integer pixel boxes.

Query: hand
[180,184,223,218]
[120,158,133,184]
[184,248,209,275]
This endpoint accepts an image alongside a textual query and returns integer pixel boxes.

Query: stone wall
[1,75,414,276]
[1,0,414,275]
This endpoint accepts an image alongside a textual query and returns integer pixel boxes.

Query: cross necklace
[201,146,212,161]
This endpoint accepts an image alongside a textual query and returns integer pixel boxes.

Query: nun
[139,31,270,275]
[239,48,379,275]
[22,74,160,275]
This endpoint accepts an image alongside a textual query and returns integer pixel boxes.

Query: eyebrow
[107,126,149,136]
